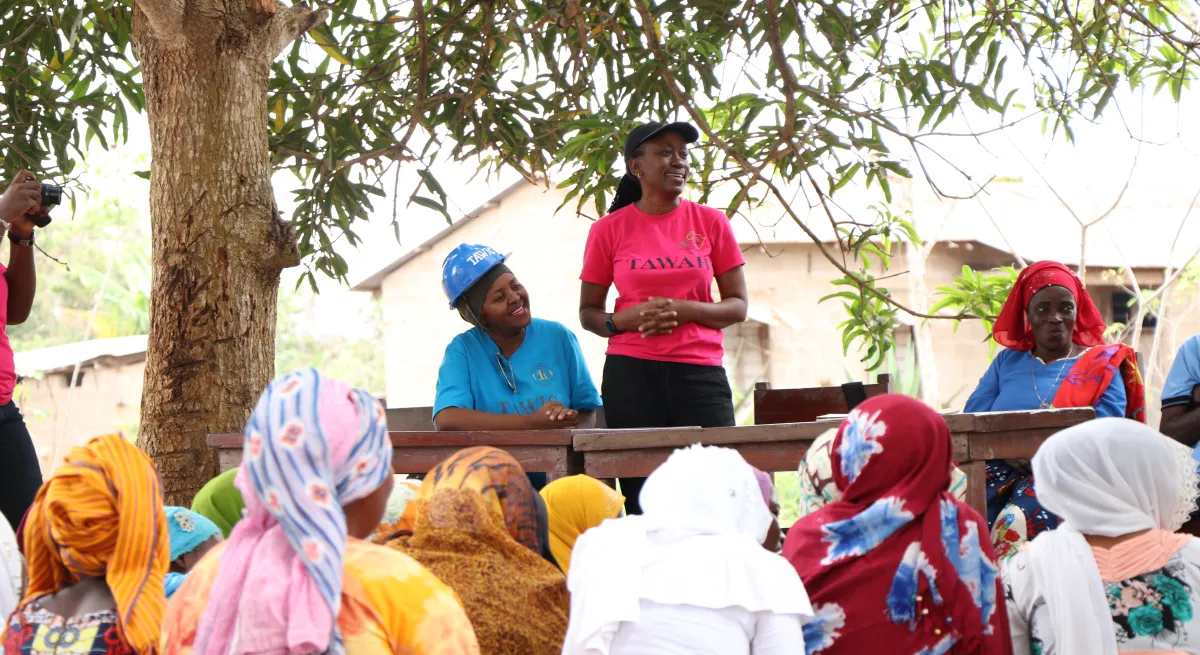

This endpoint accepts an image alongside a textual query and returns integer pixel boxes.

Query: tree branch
[630,0,967,322]
[271,3,330,60]
[975,197,1027,267]
[132,0,185,41]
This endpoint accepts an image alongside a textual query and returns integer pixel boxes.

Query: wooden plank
[582,442,811,478]
[208,430,574,450]
[968,428,1063,461]
[388,430,574,447]
[962,461,989,522]
[393,444,570,477]
[970,407,1095,433]
[217,444,571,477]
[218,449,242,473]
[209,433,241,448]
[941,413,976,432]
[950,433,969,462]
[573,423,831,452]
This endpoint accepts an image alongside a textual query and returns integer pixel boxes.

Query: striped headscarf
[388,447,569,654]
[20,434,168,655]
[403,446,544,552]
[193,369,393,655]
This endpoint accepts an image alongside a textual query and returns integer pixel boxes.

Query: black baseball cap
[623,121,700,160]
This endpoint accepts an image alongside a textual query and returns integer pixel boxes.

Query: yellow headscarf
[539,475,624,575]
[22,434,168,655]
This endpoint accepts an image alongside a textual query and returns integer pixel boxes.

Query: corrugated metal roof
[15,335,148,377]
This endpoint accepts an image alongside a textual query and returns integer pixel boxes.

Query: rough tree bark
[131,0,325,504]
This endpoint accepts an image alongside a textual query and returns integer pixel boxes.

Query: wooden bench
[207,429,583,481]
[572,407,1095,519]
[385,406,436,431]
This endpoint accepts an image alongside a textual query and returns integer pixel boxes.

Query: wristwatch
[7,230,33,247]
[605,313,623,335]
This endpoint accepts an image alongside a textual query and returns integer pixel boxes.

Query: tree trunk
[130,1,317,504]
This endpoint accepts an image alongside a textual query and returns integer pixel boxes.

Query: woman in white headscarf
[562,444,812,655]
[1004,417,1200,655]
[0,514,21,619]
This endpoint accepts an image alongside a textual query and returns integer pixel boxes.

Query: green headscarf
[190,469,245,538]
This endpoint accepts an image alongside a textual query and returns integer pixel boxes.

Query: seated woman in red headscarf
[964,260,1145,561]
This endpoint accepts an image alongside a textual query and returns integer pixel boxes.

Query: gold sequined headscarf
[388,447,568,655]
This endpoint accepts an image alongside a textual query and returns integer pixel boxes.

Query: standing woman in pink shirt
[578,121,748,514]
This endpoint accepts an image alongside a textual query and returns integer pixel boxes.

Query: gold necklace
[1031,346,1079,409]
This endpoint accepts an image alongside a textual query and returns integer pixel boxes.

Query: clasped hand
[633,297,681,337]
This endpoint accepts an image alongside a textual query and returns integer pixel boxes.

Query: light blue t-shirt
[433,318,602,419]
[963,347,1126,418]
[1164,335,1200,410]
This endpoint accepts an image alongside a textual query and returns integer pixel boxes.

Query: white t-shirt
[606,599,804,655]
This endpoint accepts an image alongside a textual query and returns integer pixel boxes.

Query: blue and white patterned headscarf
[193,369,392,655]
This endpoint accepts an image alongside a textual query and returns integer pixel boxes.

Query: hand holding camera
[0,171,60,238]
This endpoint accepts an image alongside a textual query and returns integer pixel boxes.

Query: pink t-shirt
[580,199,745,367]
[0,264,14,404]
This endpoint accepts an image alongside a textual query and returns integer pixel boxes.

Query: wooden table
[209,407,1096,519]
[207,429,582,481]
[571,407,1096,520]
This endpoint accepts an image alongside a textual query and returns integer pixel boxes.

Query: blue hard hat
[441,243,509,308]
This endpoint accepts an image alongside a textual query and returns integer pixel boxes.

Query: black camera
[31,182,61,228]
[40,182,61,207]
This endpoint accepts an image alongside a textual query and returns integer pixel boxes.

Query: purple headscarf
[752,467,775,507]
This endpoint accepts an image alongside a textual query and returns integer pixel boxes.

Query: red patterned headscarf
[784,395,1010,655]
[992,260,1106,351]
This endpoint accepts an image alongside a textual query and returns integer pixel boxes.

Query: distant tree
[7,195,151,352]
[2,0,1197,498]
[274,282,385,395]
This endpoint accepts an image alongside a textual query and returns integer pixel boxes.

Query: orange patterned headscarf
[389,447,568,655]
[21,434,169,655]
[405,446,544,552]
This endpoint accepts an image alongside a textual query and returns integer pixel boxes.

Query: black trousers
[0,400,41,531]
[600,354,735,514]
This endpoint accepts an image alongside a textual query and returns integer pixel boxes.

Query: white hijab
[0,517,22,619]
[562,444,812,655]
[1022,418,1200,655]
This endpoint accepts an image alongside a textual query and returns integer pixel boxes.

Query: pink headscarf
[192,370,392,655]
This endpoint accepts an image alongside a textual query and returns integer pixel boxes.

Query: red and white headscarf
[992,260,1106,351]
[784,395,1010,655]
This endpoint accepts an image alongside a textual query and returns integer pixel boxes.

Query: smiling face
[629,130,691,198]
[1027,285,1077,354]
[478,272,531,332]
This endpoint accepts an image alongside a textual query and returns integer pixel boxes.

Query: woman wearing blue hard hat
[578,120,748,514]
[434,243,602,488]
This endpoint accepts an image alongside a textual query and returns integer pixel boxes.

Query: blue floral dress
[1004,531,1200,654]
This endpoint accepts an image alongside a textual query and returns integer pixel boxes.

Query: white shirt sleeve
[1003,556,1033,655]
[750,611,806,655]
